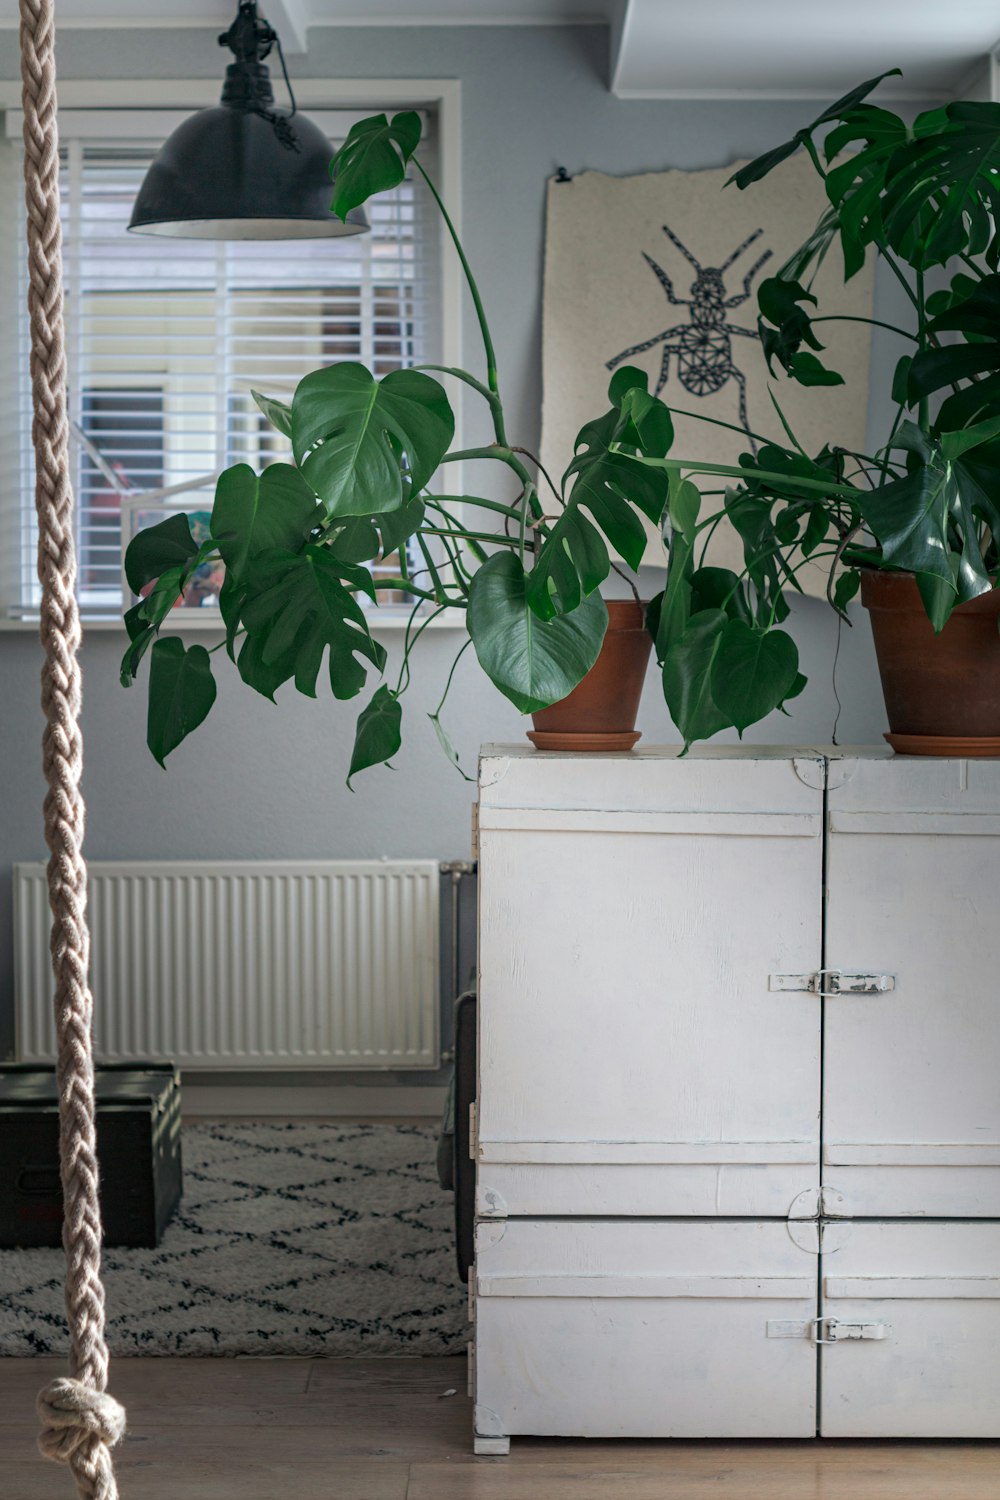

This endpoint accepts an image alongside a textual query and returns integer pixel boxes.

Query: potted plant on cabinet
[121,110,674,775]
[123,76,1000,771]
[629,71,1000,754]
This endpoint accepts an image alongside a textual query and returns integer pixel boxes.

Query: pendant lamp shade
[128,1,369,241]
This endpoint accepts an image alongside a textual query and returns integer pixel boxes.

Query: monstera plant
[630,71,1000,751]
[121,110,675,779]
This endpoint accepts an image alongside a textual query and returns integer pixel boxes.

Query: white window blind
[0,109,441,617]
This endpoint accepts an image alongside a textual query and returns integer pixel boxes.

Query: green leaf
[833,570,861,612]
[690,566,753,624]
[251,390,293,438]
[240,544,385,703]
[219,573,245,661]
[330,516,381,564]
[527,505,610,619]
[429,712,473,781]
[661,609,732,749]
[788,351,845,387]
[146,638,217,766]
[291,362,454,518]
[654,530,695,662]
[210,463,322,580]
[891,354,912,408]
[236,630,298,701]
[562,425,665,566]
[881,102,1000,269]
[348,685,402,786]
[860,428,954,588]
[119,565,188,686]
[124,512,197,595]
[618,383,675,457]
[378,496,426,557]
[330,111,422,222]
[801,506,830,558]
[467,552,608,714]
[666,474,700,543]
[710,620,800,735]
[728,71,900,190]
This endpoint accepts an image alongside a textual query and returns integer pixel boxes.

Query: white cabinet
[473,746,1000,1450]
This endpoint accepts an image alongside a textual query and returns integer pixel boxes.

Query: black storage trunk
[0,1064,182,1249]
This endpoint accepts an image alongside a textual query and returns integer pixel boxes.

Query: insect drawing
[606,223,773,445]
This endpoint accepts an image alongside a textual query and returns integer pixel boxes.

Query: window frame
[0,77,464,631]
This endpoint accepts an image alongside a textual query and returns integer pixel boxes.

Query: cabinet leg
[474,1434,510,1456]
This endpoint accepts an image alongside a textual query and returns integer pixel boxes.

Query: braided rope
[19,1,125,1495]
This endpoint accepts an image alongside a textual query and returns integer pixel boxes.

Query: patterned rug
[0,1122,467,1357]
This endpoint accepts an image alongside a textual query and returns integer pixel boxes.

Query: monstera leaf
[467,552,608,713]
[882,103,1000,270]
[729,71,899,190]
[858,423,997,628]
[330,112,422,222]
[908,276,1000,410]
[291,363,453,519]
[529,371,671,619]
[210,463,323,580]
[238,545,385,701]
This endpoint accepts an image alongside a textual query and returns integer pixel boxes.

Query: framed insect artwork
[540,151,875,593]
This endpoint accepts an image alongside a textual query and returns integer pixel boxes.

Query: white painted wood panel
[474,1219,818,1440]
[476,752,823,1217]
[820,1222,1000,1437]
[824,756,1000,1216]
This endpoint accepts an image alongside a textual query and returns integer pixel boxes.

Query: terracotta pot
[527,598,652,752]
[860,569,1000,755]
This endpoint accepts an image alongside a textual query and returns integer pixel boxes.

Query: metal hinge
[469,1102,478,1161]
[770,969,895,997]
[767,1317,890,1342]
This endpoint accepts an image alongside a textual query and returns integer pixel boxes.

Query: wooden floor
[1,1357,997,1499]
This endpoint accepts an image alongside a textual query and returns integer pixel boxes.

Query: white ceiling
[1,0,996,97]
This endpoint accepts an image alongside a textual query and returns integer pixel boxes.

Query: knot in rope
[37,1379,126,1499]
[38,1378,127,1458]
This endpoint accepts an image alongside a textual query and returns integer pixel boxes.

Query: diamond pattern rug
[0,1122,467,1357]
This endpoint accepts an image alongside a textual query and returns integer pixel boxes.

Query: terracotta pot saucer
[527,729,642,752]
[885,732,1000,758]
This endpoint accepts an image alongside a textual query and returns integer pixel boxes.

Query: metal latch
[770,969,895,997]
[812,1316,889,1344]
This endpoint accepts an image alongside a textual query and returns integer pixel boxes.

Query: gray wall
[0,24,906,1059]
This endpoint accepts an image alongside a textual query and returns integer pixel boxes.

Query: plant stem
[812,314,917,341]
[426,494,528,523]
[433,635,474,719]
[395,601,448,695]
[367,576,463,606]
[414,159,507,446]
[634,454,861,502]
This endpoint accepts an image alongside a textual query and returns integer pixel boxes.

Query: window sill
[0,609,466,635]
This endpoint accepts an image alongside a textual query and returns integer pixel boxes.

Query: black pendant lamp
[128,0,368,240]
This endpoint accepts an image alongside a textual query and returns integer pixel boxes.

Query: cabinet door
[477,750,823,1218]
[819,1221,1000,1436]
[475,1218,818,1439]
[824,757,1000,1217]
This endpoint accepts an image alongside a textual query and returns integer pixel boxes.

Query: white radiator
[14,860,440,1069]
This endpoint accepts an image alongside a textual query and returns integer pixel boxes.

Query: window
[0,108,442,616]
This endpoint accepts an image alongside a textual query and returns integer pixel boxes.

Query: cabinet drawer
[474,1218,817,1439]
[820,1221,1000,1437]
